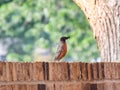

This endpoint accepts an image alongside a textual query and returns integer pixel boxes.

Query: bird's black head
[60,36,70,42]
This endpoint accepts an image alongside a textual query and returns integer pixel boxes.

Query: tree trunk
[73,0,120,62]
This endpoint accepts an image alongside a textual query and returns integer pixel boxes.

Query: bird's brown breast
[58,43,67,60]
[54,42,67,61]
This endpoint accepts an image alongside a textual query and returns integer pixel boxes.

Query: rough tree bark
[73,0,120,62]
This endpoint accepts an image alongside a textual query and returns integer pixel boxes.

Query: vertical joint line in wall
[42,62,49,80]
[96,63,99,79]
[80,63,82,79]
[42,62,45,80]
[101,63,105,78]
[6,62,9,81]
[54,83,56,90]
[46,62,49,80]
[91,64,93,79]
[85,63,88,80]
[67,63,70,80]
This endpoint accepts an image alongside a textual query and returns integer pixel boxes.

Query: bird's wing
[54,43,63,61]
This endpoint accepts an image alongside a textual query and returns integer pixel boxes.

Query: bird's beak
[65,36,70,40]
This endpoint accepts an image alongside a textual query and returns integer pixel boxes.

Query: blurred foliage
[0,0,99,62]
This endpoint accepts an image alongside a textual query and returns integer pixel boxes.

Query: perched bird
[54,36,70,61]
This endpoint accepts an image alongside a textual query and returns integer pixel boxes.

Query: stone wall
[0,62,119,90]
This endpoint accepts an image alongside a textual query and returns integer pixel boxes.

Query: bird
[54,36,70,61]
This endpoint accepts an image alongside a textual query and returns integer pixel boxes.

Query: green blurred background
[0,0,99,62]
